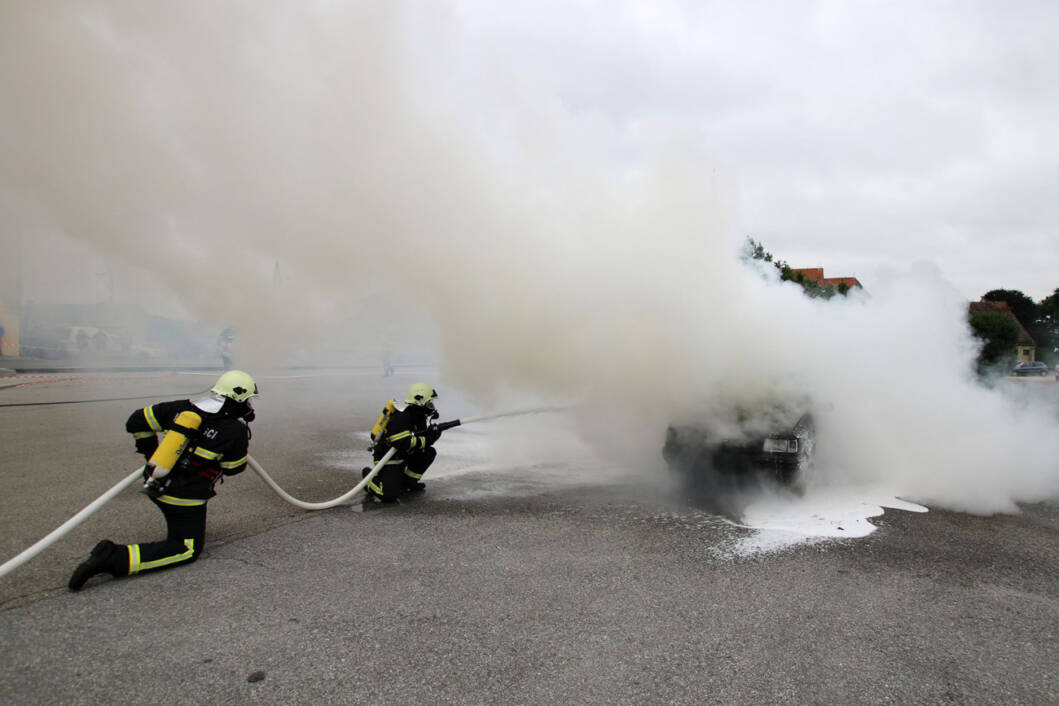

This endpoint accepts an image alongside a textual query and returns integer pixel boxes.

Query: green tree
[969,310,1020,373]
[1034,287,1059,365]
[1039,288,1059,320]
[980,288,1055,365]
[982,289,1038,332]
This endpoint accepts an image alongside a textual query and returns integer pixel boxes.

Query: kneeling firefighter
[365,382,445,503]
[68,370,258,591]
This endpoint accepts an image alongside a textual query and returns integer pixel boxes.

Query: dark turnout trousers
[121,496,207,575]
[367,447,437,502]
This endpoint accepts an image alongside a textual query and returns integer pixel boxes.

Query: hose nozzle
[436,419,462,432]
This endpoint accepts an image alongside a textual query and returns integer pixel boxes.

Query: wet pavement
[0,370,1056,704]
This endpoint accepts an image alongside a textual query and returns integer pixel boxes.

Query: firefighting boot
[68,540,123,591]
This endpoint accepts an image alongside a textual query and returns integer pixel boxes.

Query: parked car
[1011,361,1051,377]
[663,400,816,492]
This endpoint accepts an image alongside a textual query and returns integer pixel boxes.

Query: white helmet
[405,382,437,408]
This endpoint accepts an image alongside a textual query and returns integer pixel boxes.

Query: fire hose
[0,406,566,579]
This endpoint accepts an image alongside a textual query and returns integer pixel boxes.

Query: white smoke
[1,2,1056,513]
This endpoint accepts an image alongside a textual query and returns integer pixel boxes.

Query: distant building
[968,300,1036,362]
[790,268,863,291]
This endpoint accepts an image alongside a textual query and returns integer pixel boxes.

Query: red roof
[790,268,863,290]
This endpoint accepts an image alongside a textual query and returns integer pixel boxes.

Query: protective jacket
[127,399,250,501]
[372,403,435,463]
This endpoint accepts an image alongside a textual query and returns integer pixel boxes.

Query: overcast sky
[450,0,1059,301]
[1,0,1056,312]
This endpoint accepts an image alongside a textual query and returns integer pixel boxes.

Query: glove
[428,408,440,421]
[135,437,157,461]
[242,407,256,423]
[423,424,442,446]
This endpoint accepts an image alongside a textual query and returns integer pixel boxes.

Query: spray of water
[1,3,1056,514]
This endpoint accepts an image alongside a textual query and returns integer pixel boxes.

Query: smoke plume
[1,2,1056,513]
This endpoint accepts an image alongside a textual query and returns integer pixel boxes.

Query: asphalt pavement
[0,370,1056,705]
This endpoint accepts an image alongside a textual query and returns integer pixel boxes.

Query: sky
[453,0,1059,302]
[2,1,1057,307]
[0,1,1057,513]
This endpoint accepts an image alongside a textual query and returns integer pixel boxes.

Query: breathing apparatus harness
[140,395,253,499]
[141,410,203,499]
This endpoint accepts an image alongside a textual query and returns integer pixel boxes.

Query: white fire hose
[0,406,566,579]
[245,408,565,510]
[0,468,144,579]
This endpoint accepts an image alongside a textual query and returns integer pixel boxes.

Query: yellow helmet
[405,382,437,407]
[211,370,259,403]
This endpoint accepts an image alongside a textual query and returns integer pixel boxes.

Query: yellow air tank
[370,399,398,447]
[147,410,203,480]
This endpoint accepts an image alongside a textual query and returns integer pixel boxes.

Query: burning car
[663,402,816,490]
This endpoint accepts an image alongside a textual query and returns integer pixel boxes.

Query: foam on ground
[716,484,928,558]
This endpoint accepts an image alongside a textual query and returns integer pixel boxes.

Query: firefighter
[364,382,443,503]
[68,370,258,591]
